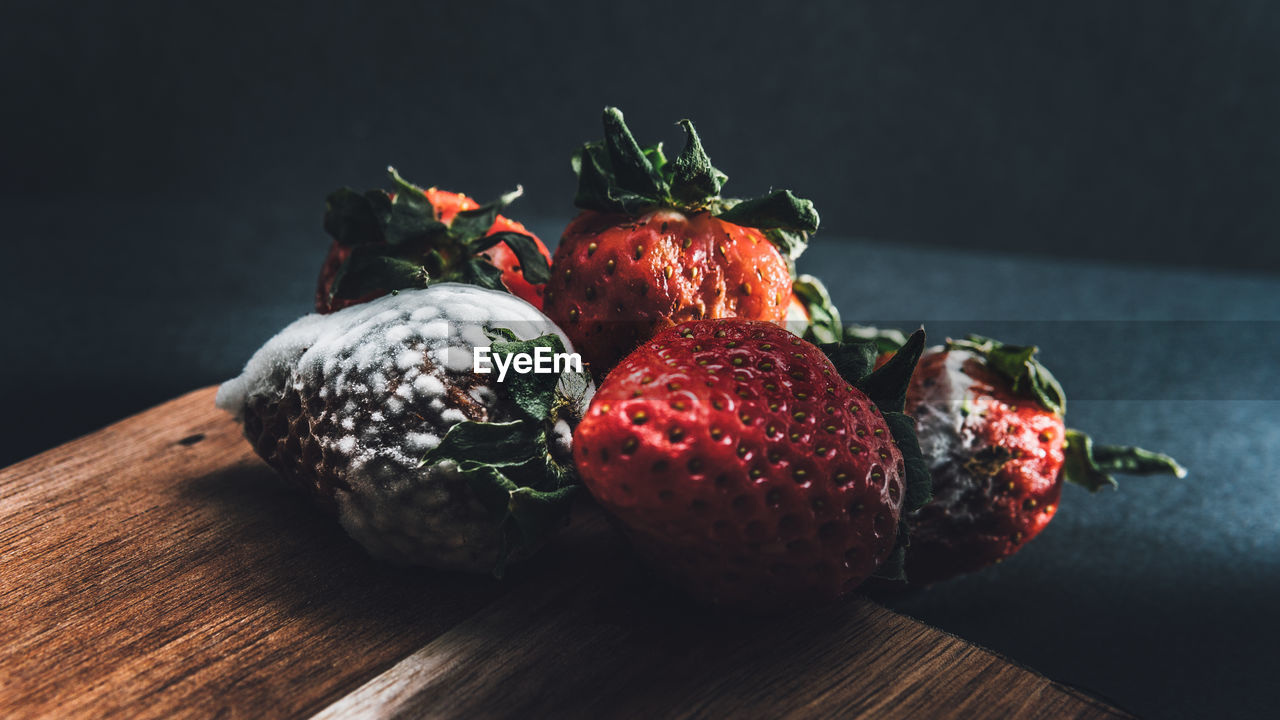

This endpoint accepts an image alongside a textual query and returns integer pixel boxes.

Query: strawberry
[217,284,593,574]
[881,333,1186,585]
[572,320,932,608]
[543,107,822,378]
[316,167,551,314]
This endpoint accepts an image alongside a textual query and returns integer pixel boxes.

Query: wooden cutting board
[0,387,1129,719]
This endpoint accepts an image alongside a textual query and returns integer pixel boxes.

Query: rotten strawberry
[218,284,593,575]
[886,333,1186,585]
[543,107,827,378]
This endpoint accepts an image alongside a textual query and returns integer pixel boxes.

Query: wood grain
[0,388,1130,719]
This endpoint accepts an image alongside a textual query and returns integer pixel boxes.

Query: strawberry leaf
[455,463,570,580]
[426,420,571,580]
[451,205,502,245]
[331,251,428,299]
[323,188,388,247]
[459,257,509,291]
[817,339,878,383]
[381,167,444,247]
[573,141,657,214]
[1062,429,1187,492]
[644,143,669,177]
[571,143,619,211]
[947,335,1067,416]
[856,328,926,414]
[421,419,544,469]
[572,139,657,215]
[715,188,820,234]
[1091,442,1188,478]
[716,191,819,262]
[493,232,552,285]
[602,106,667,199]
[383,198,446,248]
[792,275,843,344]
[460,464,520,519]
[452,187,522,245]
[670,119,727,205]
[466,232,510,254]
[488,332,570,420]
[1062,430,1116,492]
[387,165,429,200]
[715,190,819,261]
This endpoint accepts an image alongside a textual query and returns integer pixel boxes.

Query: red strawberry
[885,334,1186,585]
[573,320,931,609]
[316,167,551,313]
[544,107,821,378]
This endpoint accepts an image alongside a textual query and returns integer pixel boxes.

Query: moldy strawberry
[218,284,593,575]
[891,334,1186,585]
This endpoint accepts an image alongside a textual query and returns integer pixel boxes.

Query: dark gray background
[5,1,1280,271]
[3,2,1279,719]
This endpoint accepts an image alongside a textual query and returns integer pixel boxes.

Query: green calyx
[572,107,820,262]
[818,328,932,582]
[419,331,592,577]
[792,275,843,344]
[324,167,550,302]
[946,334,1067,416]
[1061,429,1188,492]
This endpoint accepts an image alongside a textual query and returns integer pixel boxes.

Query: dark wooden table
[0,387,1129,718]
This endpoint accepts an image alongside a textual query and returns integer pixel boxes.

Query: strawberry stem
[1062,429,1187,492]
[325,169,546,300]
[571,106,819,261]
